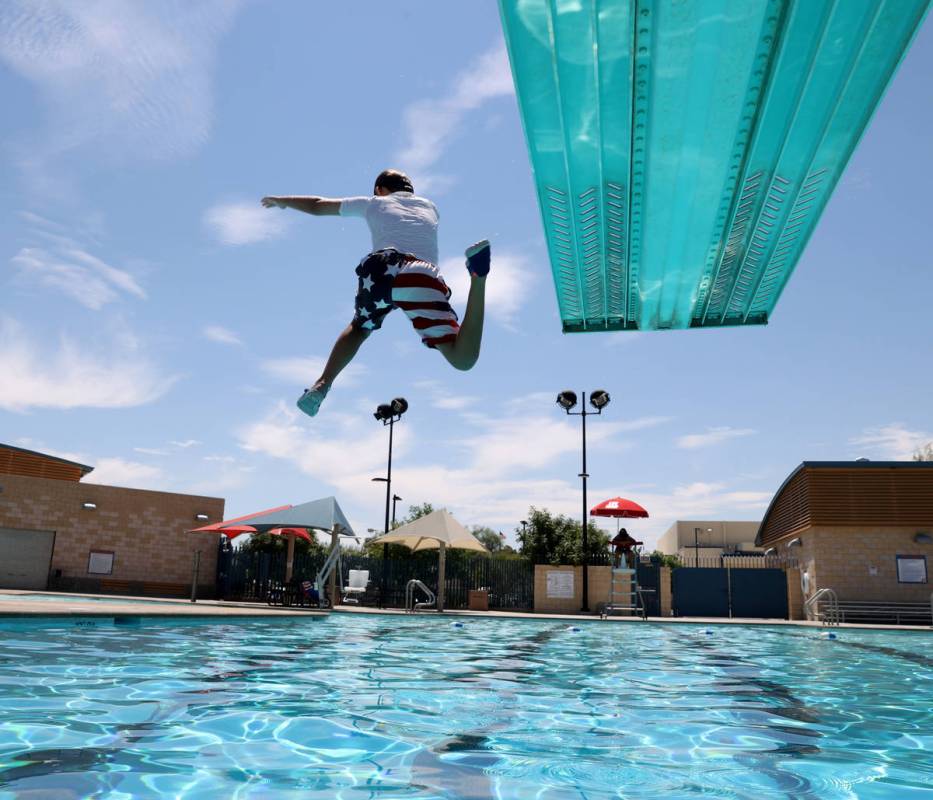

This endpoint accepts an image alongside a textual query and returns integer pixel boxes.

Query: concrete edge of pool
[1,590,930,630]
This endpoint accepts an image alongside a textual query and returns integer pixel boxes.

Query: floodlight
[589,390,610,410]
[374,403,392,421]
[390,397,409,416]
[556,390,577,411]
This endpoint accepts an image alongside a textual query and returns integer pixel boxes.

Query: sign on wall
[87,550,114,575]
[546,570,574,599]
[896,555,927,584]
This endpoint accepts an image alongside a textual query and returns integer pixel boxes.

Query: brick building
[0,443,225,596]
[756,461,933,603]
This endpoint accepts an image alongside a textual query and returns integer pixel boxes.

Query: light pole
[556,389,611,612]
[392,494,402,527]
[373,397,408,606]
[693,526,713,567]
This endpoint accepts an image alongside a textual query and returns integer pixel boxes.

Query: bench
[98,579,133,595]
[141,582,188,598]
[835,601,932,626]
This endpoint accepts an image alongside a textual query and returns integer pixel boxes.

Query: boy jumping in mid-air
[262,169,490,418]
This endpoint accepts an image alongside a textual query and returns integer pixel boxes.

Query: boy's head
[374,169,414,196]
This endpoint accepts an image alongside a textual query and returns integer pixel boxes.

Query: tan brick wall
[533,565,612,612]
[791,526,932,603]
[0,474,224,589]
[786,568,804,620]
[659,566,672,616]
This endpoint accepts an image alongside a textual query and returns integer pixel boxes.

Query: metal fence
[217,548,534,610]
[666,556,798,570]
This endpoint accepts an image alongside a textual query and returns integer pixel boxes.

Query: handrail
[313,542,342,608]
[405,579,436,613]
[805,587,839,626]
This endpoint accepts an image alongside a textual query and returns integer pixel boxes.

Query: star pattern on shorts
[354,252,399,330]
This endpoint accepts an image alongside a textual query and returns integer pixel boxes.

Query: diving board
[499,0,930,331]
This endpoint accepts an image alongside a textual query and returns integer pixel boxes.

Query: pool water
[0,615,930,799]
[0,591,182,605]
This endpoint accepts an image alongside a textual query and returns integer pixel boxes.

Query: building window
[87,550,114,575]
[896,555,927,584]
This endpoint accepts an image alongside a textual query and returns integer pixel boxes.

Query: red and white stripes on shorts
[391,259,460,348]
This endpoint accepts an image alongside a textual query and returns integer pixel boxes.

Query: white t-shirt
[339,192,439,265]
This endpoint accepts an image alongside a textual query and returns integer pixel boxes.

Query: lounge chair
[342,569,369,604]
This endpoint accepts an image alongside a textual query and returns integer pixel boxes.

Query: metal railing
[805,588,840,626]
[405,579,436,613]
[834,600,932,626]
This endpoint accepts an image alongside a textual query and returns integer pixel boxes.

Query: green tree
[364,502,435,558]
[516,506,610,565]
[646,550,681,568]
[398,502,435,526]
[471,526,504,552]
[239,532,324,557]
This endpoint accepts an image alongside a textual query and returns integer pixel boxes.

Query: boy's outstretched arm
[261,196,341,216]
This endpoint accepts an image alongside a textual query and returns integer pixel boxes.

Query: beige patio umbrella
[368,508,487,611]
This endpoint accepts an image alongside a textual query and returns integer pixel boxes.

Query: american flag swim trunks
[351,249,460,348]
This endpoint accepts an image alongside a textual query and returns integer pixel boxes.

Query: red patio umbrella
[267,527,314,543]
[590,497,649,518]
[591,497,649,538]
[188,505,293,538]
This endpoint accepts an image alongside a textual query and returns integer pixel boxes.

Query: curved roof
[0,443,93,482]
[756,461,933,546]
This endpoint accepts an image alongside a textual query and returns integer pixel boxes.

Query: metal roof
[499,0,930,332]
[756,460,933,545]
[0,442,94,479]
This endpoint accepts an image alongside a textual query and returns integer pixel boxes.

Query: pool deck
[0,590,930,630]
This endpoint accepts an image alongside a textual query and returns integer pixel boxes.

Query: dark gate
[672,567,729,617]
[637,563,661,616]
[730,568,788,619]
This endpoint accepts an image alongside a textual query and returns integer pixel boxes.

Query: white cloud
[676,426,756,449]
[261,356,366,387]
[236,400,771,547]
[0,318,177,412]
[133,447,170,456]
[170,439,201,449]
[394,43,514,191]
[850,423,933,461]
[11,242,145,310]
[203,325,242,345]
[0,1,243,168]
[441,250,536,327]
[88,458,166,490]
[204,202,290,246]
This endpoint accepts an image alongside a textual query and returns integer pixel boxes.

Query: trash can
[468,590,489,611]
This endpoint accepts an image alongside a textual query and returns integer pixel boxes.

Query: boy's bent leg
[436,241,490,371]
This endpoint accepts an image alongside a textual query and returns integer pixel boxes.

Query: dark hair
[374,169,414,195]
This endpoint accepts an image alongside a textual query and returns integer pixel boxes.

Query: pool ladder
[601,564,647,620]
[405,579,436,612]
[805,587,840,627]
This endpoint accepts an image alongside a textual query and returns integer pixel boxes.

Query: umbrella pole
[285,535,296,584]
[437,541,446,612]
[329,527,339,604]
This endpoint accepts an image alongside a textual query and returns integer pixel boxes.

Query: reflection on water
[0,616,930,798]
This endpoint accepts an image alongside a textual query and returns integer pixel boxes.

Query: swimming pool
[0,591,182,605]
[0,615,929,799]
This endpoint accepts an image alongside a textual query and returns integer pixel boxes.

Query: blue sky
[2,1,932,549]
